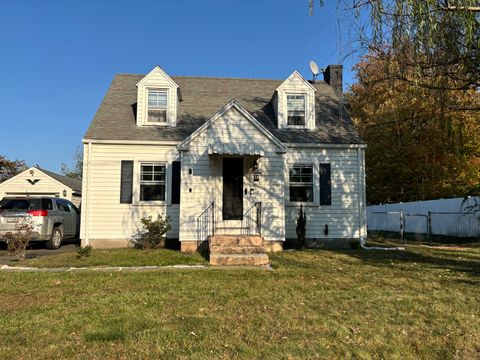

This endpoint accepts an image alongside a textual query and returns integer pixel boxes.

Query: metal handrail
[196,201,215,242]
[241,202,262,236]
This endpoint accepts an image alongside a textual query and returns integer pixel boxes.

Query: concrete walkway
[0,264,273,272]
[0,264,209,272]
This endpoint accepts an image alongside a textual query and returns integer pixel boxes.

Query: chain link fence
[367,211,480,244]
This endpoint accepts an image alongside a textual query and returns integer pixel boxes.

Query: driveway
[0,241,77,265]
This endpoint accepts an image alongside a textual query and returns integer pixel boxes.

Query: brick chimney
[323,65,343,97]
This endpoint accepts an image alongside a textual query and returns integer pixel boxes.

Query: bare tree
[60,145,83,180]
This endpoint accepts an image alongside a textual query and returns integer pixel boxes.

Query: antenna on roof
[309,60,319,82]
[309,60,324,83]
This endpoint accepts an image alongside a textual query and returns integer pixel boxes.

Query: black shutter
[320,163,331,205]
[171,161,181,204]
[120,160,133,204]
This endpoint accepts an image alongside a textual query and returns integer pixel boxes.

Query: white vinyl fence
[367,197,480,242]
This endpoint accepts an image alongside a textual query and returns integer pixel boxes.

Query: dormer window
[275,71,316,130]
[136,66,179,127]
[147,90,168,123]
[287,94,306,126]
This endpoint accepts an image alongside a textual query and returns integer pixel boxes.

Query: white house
[0,166,82,206]
[80,65,366,255]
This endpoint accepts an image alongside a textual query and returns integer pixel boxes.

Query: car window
[66,202,79,214]
[55,199,70,212]
[43,199,53,210]
[0,199,43,210]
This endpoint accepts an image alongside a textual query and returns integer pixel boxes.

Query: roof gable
[37,168,82,192]
[276,71,317,92]
[136,65,179,88]
[178,99,287,153]
[0,167,82,193]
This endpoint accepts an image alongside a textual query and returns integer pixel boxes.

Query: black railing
[241,202,262,236]
[197,201,215,243]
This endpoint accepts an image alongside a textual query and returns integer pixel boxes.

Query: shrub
[131,214,171,249]
[296,205,306,249]
[349,238,361,250]
[5,218,35,260]
[76,245,93,259]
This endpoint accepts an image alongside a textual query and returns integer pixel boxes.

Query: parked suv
[0,197,80,249]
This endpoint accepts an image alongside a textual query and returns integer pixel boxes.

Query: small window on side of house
[287,94,306,126]
[289,165,314,202]
[140,163,166,201]
[147,90,167,123]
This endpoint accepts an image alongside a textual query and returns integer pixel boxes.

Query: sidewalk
[0,264,208,272]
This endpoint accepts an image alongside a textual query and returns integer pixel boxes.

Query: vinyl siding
[80,143,180,243]
[80,112,365,246]
[179,106,285,243]
[284,147,366,239]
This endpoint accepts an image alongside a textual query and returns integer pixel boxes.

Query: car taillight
[28,210,48,216]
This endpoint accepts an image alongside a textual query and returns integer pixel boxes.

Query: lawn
[0,245,479,359]
[14,248,207,268]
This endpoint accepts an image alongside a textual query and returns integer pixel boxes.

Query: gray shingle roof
[84,74,363,144]
[38,168,82,193]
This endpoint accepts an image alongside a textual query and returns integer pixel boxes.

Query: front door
[223,158,243,220]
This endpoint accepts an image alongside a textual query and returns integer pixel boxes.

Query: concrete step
[209,254,270,266]
[209,245,266,255]
[209,235,263,247]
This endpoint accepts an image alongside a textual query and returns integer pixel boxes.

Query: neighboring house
[81,65,366,251]
[0,166,82,206]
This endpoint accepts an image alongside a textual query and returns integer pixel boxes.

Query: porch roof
[208,143,265,156]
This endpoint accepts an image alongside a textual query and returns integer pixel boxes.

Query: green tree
[0,155,26,183]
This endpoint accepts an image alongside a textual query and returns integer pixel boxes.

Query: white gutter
[82,138,179,146]
[285,143,367,149]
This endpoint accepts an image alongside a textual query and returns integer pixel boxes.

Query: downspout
[357,148,364,239]
[85,141,92,246]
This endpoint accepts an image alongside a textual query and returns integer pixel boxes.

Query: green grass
[17,248,207,268]
[1,245,479,359]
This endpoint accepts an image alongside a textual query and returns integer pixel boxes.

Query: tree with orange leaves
[347,48,480,204]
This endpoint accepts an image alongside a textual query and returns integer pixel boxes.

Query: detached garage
[0,166,82,206]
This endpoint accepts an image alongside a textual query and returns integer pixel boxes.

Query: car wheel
[46,226,63,250]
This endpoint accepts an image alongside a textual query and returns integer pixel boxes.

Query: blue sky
[0,0,361,172]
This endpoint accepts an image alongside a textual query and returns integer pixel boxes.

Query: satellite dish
[309,60,319,82]
[310,60,319,76]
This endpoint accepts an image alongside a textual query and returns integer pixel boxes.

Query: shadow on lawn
[327,247,480,277]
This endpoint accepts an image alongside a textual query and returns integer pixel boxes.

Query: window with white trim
[287,94,306,125]
[147,90,167,123]
[289,165,314,202]
[140,163,166,201]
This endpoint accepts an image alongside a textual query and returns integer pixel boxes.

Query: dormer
[273,71,316,130]
[273,70,317,130]
[136,66,179,127]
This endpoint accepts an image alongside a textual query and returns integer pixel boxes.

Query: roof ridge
[115,73,329,87]
[115,73,288,82]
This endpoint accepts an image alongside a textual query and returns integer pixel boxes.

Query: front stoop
[208,235,270,266]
